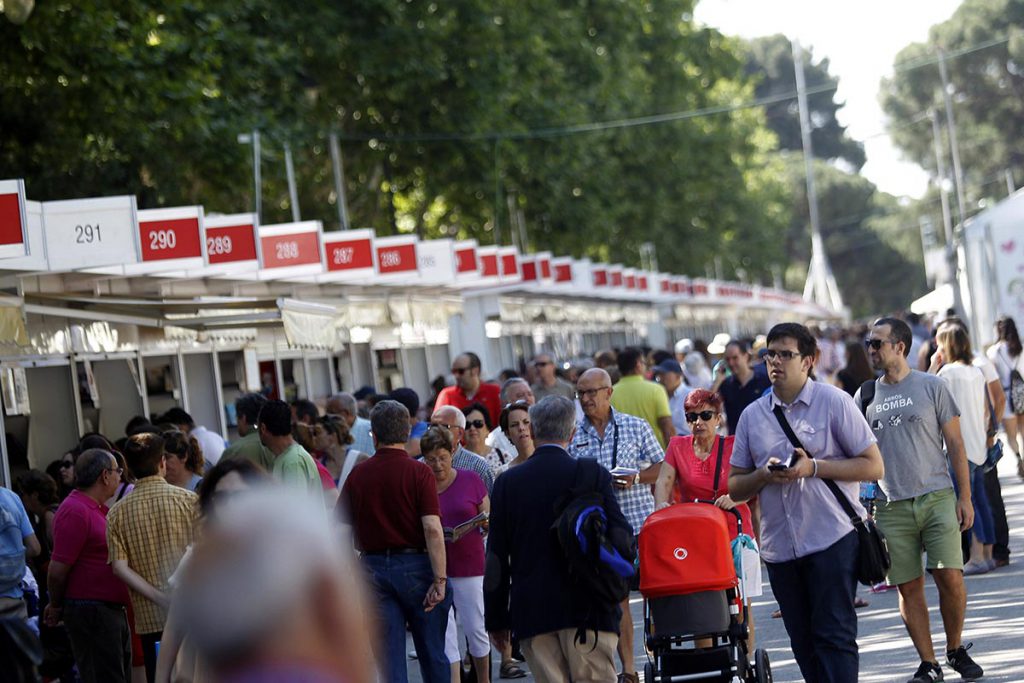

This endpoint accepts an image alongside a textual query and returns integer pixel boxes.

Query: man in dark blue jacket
[484,395,633,683]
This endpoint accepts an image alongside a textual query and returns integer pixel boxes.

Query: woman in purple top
[421,425,497,683]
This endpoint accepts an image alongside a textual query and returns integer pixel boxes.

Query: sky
[694,0,964,199]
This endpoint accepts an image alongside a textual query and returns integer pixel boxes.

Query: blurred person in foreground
[486,396,633,683]
[45,448,131,683]
[340,400,451,683]
[155,459,270,683]
[107,432,198,682]
[173,487,374,683]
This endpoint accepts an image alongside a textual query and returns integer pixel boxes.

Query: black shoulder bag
[771,405,890,586]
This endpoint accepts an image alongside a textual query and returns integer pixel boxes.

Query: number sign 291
[75,224,101,243]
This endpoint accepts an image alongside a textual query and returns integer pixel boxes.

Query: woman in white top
[935,325,997,574]
[986,316,1024,479]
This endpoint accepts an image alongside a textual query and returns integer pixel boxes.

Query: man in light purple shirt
[729,322,883,683]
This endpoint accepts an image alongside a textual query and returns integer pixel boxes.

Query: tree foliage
[0,0,792,282]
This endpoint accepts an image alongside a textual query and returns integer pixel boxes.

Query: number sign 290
[148,229,177,250]
[75,224,101,243]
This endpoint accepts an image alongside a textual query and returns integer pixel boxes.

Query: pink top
[438,469,487,577]
[51,490,130,604]
[665,435,753,539]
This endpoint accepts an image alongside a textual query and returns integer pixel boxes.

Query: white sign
[42,196,139,271]
[416,239,456,286]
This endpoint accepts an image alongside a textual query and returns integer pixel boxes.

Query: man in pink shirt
[46,448,132,683]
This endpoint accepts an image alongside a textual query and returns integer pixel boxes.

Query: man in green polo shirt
[610,347,675,448]
[257,400,322,499]
[222,393,274,471]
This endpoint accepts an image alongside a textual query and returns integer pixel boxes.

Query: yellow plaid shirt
[107,475,198,634]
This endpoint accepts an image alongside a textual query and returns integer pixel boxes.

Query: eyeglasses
[466,419,486,429]
[864,339,893,350]
[763,349,801,362]
[534,360,552,367]
[685,410,717,423]
[432,422,458,431]
[106,467,124,476]
[59,461,73,469]
[451,367,467,375]
[576,387,611,399]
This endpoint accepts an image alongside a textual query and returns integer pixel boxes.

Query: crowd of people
[0,311,1017,683]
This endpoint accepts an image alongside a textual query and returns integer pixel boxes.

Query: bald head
[578,367,612,387]
[576,368,613,421]
[431,406,467,443]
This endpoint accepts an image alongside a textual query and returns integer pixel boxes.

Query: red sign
[610,271,624,287]
[593,269,608,287]
[0,192,23,246]
[638,276,648,291]
[376,242,416,274]
[539,258,552,279]
[521,260,538,281]
[206,223,257,264]
[481,253,499,277]
[326,237,374,272]
[625,274,637,289]
[554,263,572,282]
[261,231,321,269]
[661,279,671,293]
[455,247,477,273]
[139,217,202,262]
[501,252,519,277]
[692,283,709,296]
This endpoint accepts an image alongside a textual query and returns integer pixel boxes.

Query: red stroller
[639,501,771,683]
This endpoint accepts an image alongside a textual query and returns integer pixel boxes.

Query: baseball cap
[653,359,684,375]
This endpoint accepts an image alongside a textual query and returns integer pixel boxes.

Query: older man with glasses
[431,405,495,494]
[435,352,503,425]
[570,367,663,683]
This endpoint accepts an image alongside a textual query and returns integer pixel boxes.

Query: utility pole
[1006,169,1016,197]
[937,49,968,227]
[237,130,262,222]
[929,110,954,247]
[329,133,351,230]
[793,39,844,315]
[283,142,301,222]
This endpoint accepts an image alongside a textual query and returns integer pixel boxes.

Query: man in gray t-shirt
[859,318,982,682]
[857,369,960,502]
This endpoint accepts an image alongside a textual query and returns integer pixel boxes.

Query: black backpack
[551,460,635,642]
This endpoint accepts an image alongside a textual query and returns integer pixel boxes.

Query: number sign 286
[75,224,101,243]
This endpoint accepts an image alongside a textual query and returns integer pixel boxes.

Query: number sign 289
[75,224,101,243]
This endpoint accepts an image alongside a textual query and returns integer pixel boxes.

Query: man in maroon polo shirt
[435,352,502,426]
[45,448,132,683]
[340,399,451,683]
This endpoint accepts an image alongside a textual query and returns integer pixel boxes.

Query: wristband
[811,459,819,478]
[633,473,641,486]
[435,577,447,583]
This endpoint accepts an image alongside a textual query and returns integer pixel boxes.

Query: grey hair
[75,448,115,489]
[500,377,530,404]
[370,400,411,445]
[529,396,577,444]
[327,392,357,415]
[431,405,466,429]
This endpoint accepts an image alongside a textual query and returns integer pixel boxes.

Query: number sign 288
[75,224,101,243]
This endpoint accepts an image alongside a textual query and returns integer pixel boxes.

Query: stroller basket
[649,590,731,638]
[639,503,738,598]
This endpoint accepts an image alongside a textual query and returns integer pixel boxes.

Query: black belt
[362,548,427,556]
[64,598,125,610]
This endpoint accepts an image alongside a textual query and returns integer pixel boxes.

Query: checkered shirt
[570,408,664,534]
[453,446,495,494]
[107,476,198,634]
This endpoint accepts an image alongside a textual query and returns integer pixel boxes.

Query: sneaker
[962,561,990,576]
[908,661,944,682]
[947,643,984,680]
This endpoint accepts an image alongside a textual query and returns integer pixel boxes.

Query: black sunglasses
[59,461,73,469]
[864,339,893,350]
[685,410,717,423]
[466,419,486,429]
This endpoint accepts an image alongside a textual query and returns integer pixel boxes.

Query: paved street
[409,450,1024,682]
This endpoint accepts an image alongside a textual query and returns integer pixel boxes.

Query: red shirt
[665,435,753,539]
[435,383,502,426]
[340,447,440,553]
[51,490,130,604]
[314,459,337,491]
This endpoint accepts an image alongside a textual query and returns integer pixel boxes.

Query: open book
[444,511,489,542]
[609,466,639,478]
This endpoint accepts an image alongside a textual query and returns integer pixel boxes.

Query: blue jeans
[952,463,996,545]
[362,553,452,683]
[765,531,859,683]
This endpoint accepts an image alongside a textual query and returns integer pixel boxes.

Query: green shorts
[874,487,963,586]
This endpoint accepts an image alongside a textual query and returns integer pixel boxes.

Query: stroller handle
[694,498,743,536]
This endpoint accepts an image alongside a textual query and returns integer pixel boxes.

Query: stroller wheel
[753,647,772,683]
[644,662,655,683]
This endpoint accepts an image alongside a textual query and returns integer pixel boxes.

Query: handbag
[771,405,891,586]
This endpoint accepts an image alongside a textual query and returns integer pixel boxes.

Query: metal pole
[929,110,955,247]
[493,139,501,246]
[329,133,352,230]
[1006,169,1016,197]
[253,130,262,222]
[937,49,968,227]
[284,142,301,222]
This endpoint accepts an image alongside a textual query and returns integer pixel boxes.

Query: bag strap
[770,405,865,529]
[858,379,876,418]
[711,436,726,497]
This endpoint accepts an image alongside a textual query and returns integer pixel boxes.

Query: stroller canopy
[639,503,739,598]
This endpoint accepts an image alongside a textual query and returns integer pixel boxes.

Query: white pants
[443,575,490,663]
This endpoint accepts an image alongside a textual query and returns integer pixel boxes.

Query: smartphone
[767,463,789,471]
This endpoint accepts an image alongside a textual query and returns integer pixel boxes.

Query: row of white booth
[0,180,835,482]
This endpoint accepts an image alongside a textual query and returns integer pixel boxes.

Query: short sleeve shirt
[720,371,772,435]
[438,469,487,577]
[0,487,34,599]
[452,446,495,494]
[610,375,673,448]
[856,370,960,501]
[731,379,875,563]
[51,490,129,604]
[435,383,503,426]
[272,442,325,500]
[665,435,753,538]
[570,409,664,534]
[938,363,987,466]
